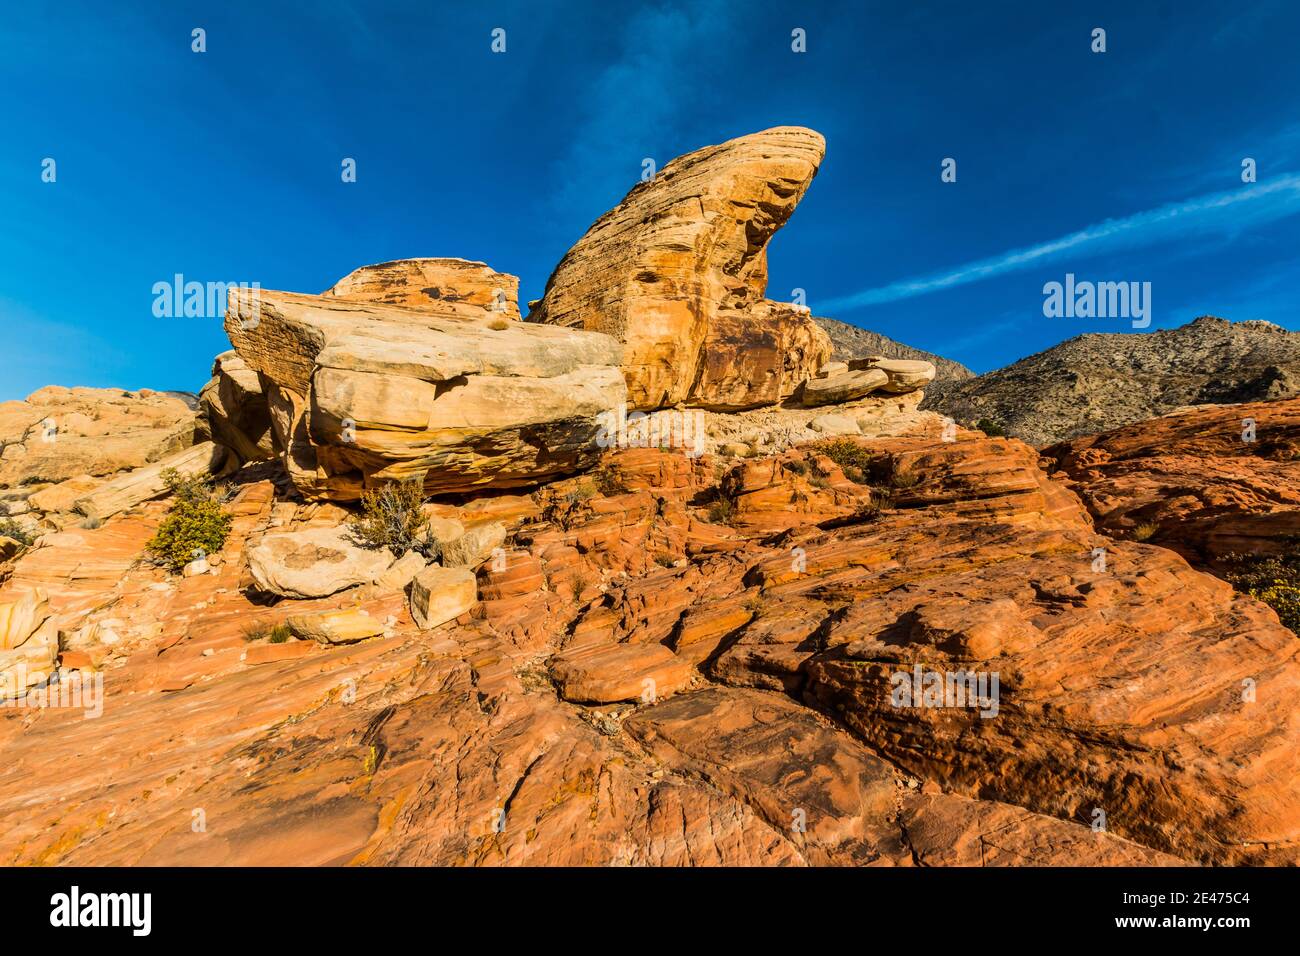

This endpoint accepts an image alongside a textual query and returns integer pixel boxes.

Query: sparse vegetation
[975,417,1007,437]
[782,459,808,476]
[543,479,599,530]
[858,487,894,519]
[243,622,293,643]
[570,569,593,598]
[653,551,677,568]
[0,518,34,547]
[1222,549,1300,636]
[145,469,234,572]
[1132,521,1159,542]
[565,480,598,508]
[592,462,629,496]
[889,464,921,489]
[348,479,433,557]
[813,437,875,483]
[707,493,735,525]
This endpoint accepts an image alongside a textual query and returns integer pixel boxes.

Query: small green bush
[145,469,233,572]
[813,438,877,484]
[1223,550,1300,636]
[0,518,34,547]
[348,479,432,557]
[975,417,1007,437]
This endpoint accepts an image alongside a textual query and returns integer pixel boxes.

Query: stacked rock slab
[322,257,522,321]
[527,126,833,411]
[222,283,626,500]
[199,351,275,464]
[801,357,937,407]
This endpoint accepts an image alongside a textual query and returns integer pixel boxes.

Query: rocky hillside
[923,315,1300,446]
[815,317,974,383]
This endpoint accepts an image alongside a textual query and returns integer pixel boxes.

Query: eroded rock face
[1,394,1295,867]
[0,386,198,493]
[529,127,832,410]
[521,438,1300,864]
[324,257,522,321]
[1043,397,1300,569]
[199,351,275,465]
[223,287,626,500]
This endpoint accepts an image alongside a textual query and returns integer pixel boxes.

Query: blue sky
[2,0,1298,399]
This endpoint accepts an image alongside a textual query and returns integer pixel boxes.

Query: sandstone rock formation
[247,524,397,599]
[199,351,275,464]
[0,587,57,698]
[1,422,1288,865]
[222,286,626,499]
[528,127,833,410]
[72,441,230,523]
[925,315,1300,445]
[3,123,1295,872]
[408,565,476,629]
[1042,396,1300,569]
[0,386,203,533]
[815,318,974,383]
[0,386,198,490]
[324,257,522,321]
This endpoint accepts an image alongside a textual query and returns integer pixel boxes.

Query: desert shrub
[654,551,677,568]
[975,417,1007,437]
[889,464,921,489]
[592,463,629,496]
[1131,521,1159,542]
[145,469,233,572]
[707,494,735,525]
[0,518,34,547]
[542,479,599,531]
[348,479,431,557]
[782,459,808,476]
[243,622,292,643]
[565,481,597,508]
[858,487,894,519]
[1222,550,1300,636]
[813,438,875,483]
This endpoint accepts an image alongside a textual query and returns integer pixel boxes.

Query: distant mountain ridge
[921,316,1300,446]
[814,317,974,382]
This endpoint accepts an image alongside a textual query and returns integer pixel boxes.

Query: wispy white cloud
[820,173,1300,313]
[545,0,734,224]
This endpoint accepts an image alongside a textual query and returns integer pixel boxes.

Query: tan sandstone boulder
[408,565,477,630]
[223,287,626,500]
[72,441,230,522]
[199,351,275,465]
[247,525,396,599]
[286,608,385,645]
[324,257,521,321]
[528,127,832,410]
[849,356,937,393]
